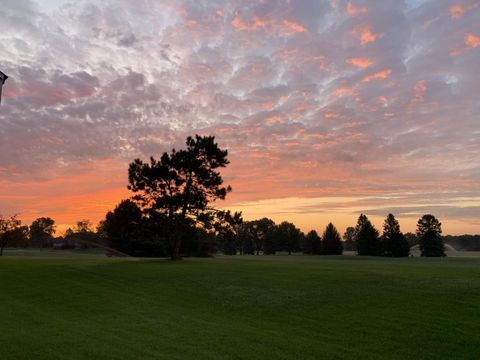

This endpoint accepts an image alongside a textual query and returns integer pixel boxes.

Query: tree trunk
[171,222,182,261]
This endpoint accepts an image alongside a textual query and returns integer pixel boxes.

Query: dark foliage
[29,217,56,251]
[355,214,381,256]
[304,230,321,254]
[404,232,418,248]
[417,214,445,257]
[342,226,356,251]
[381,214,410,257]
[0,215,24,256]
[128,135,232,259]
[274,221,303,255]
[322,223,343,255]
[444,234,480,251]
[101,200,145,255]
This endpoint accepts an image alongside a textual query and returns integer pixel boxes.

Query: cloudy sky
[0,0,479,234]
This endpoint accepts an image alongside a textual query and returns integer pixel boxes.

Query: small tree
[417,214,445,257]
[251,218,277,255]
[381,214,409,257]
[304,230,321,255]
[128,135,233,260]
[100,200,143,255]
[274,221,303,255]
[322,223,343,255]
[0,215,23,256]
[355,214,380,256]
[30,217,56,250]
[343,226,357,251]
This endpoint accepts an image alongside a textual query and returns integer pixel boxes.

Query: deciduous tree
[30,217,56,250]
[304,230,321,255]
[0,215,23,256]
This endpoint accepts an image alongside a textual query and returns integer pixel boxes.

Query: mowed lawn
[1,252,480,359]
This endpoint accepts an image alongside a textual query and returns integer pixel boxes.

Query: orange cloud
[231,13,269,31]
[324,112,339,119]
[352,24,381,45]
[378,96,388,104]
[346,57,374,68]
[362,69,392,82]
[282,19,308,35]
[331,87,355,99]
[346,2,368,16]
[449,3,480,19]
[414,80,427,101]
[465,33,480,48]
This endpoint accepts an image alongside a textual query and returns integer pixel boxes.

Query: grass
[1,250,480,359]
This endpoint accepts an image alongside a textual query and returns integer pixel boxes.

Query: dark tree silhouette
[343,226,356,251]
[249,218,276,255]
[355,214,380,256]
[102,199,156,256]
[215,211,243,255]
[30,217,56,250]
[322,223,343,255]
[381,214,409,257]
[0,215,22,256]
[304,230,321,254]
[274,221,303,255]
[417,214,445,257]
[404,232,418,248]
[128,135,232,260]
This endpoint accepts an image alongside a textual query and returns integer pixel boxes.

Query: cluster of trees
[0,135,460,259]
[218,218,343,256]
[443,234,480,251]
[216,213,446,258]
[0,216,105,256]
[344,213,445,257]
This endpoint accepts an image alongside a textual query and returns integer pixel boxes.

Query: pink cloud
[449,3,480,20]
[281,19,308,35]
[346,2,368,16]
[464,33,480,48]
[351,24,382,45]
[362,69,392,82]
[346,57,374,68]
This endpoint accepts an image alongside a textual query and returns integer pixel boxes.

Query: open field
[1,251,480,359]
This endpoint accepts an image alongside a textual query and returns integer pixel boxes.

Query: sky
[0,0,479,235]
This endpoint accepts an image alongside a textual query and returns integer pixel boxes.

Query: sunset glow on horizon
[1,0,479,235]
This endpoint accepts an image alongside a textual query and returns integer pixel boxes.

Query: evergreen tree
[381,214,409,257]
[417,214,445,257]
[128,135,233,260]
[322,223,343,255]
[355,214,380,256]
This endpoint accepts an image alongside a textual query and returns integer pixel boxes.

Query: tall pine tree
[322,223,343,255]
[381,214,410,257]
[355,214,380,256]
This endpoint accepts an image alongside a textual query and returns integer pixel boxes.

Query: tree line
[0,135,465,258]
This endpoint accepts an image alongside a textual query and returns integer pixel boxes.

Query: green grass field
[1,251,480,359]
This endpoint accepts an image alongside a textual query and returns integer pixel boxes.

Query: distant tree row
[215,213,445,257]
[0,216,104,255]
